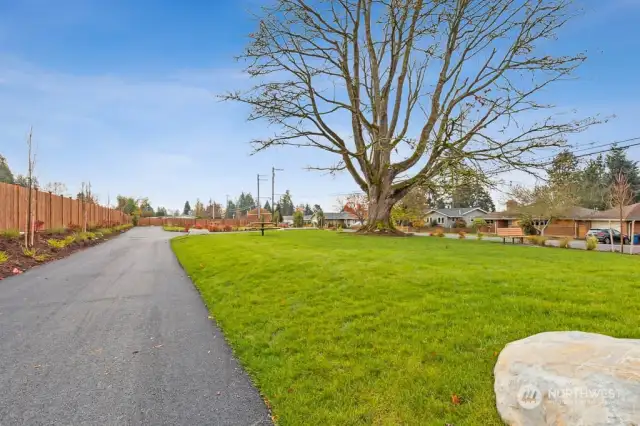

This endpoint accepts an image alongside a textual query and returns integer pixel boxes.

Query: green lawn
[171,231,640,425]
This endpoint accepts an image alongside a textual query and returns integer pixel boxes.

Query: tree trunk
[357,184,404,235]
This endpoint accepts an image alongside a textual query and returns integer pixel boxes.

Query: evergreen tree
[451,181,495,211]
[312,204,323,214]
[547,150,581,188]
[183,201,191,215]
[605,147,640,202]
[0,155,14,184]
[579,155,607,210]
[279,190,294,216]
[303,204,313,215]
[225,200,237,218]
[264,200,271,211]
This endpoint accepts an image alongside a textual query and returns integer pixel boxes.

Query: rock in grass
[494,331,640,426]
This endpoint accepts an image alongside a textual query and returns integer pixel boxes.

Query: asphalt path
[0,227,271,425]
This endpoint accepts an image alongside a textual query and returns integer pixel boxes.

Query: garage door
[592,220,621,231]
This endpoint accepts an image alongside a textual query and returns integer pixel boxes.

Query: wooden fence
[0,182,130,231]
[137,217,251,228]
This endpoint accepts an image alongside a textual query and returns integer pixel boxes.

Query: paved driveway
[0,227,271,425]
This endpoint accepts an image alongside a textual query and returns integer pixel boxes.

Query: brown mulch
[0,229,129,280]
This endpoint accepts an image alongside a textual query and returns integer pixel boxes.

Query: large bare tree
[225,0,596,233]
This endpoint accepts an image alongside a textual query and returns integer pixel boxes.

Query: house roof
[482,206,599,221]
[590,203,640,221]
[323,212,358,220]
[426,207,487,217]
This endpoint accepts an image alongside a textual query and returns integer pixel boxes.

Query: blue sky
[1,0,640,212]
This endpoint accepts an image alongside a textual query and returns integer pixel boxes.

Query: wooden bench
[497,227,525,244]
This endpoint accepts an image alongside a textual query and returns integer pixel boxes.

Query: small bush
[586,236,598,251]
[477,232,484,241]
[34,220,45,232]
[163,226,185,232]
[458,231,466,239]
[44,227,67,235]
[1,229,20,239]
[453,219,467,228]
[35,254,48,262]
[67,223,82,232]
[0,251,8,264]
[435,229,445,237]
[559,237,572,249]
[224,225,233,232]
[97,228,113,235]
[64,235,76,245]
[22,246,37,258]
[527,235,548,246]
[132,215,139,226]
[47,239,67,250]
[194,224,203,230]
[208,225,220,232]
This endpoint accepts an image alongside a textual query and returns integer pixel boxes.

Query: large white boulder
[494,331,640,425]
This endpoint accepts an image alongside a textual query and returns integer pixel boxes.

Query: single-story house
[588,203,640,236]
[481,205,630,238]
[281,214,313,226]
[425,207,488,228]
[313,212,359,228]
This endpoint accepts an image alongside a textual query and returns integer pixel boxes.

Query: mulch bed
[0,229,129,280]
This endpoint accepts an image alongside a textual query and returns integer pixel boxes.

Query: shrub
[1,229,20,239]
[35,254,48,262]
[22,246,37,258]
[586,236,598,251]
[73,232,89,243]
[67,223,82,232]
[435,229,445,237]
[47,239,67,250]
[477,232,484,241]
[208,225,220,232]
[337,224,343,233]
[97,228,113,235]
[184,224,191,232]
[453,219,467,228]
[559,237,572,249]
[472,218,487,230]
[458,231,466,239]
[163,226,185,232]
[0,251,8,264]
[527,235,548,246]
[44,227,67,235]
[132,215,139,226]
[194,224,203,230]
[64,235,76,245]
[429,232,435,237]
[224,225,233,232]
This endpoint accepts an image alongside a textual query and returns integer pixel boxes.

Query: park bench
[497,227,525,244]
[248,222,279,236]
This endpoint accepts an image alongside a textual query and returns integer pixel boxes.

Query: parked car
[586,228,630,244]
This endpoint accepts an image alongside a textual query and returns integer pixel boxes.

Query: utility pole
[272,167,284,216]
[257,174,268,221]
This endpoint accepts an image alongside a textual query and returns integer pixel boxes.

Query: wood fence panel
[0,182,130,231]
